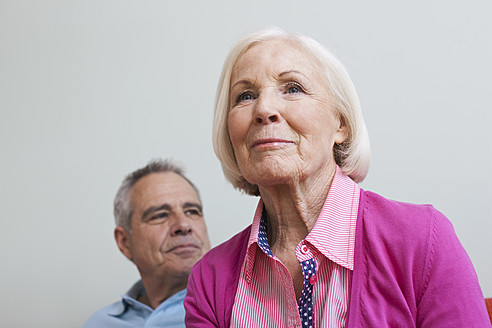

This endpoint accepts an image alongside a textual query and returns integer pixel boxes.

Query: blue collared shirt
[83,280,186,328]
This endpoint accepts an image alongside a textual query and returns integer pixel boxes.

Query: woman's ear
[334,116,348,144]
[114,226,133,261]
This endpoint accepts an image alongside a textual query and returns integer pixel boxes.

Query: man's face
[119,172,210,281]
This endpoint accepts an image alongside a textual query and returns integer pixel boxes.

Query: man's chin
[170,246,202,258]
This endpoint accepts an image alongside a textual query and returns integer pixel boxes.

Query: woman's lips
[252,138,294,149]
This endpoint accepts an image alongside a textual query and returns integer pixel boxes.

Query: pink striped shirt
[230,167,360,328]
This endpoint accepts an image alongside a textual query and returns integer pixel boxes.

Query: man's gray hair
[114,159,200,232]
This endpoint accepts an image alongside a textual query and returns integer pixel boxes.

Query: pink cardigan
[185,190,490,327]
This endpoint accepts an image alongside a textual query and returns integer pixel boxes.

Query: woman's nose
[255,113,278,124]
[254,92,280,125]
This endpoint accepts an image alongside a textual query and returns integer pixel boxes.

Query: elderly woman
[184,27,490,327]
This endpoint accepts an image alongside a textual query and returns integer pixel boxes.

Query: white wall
[1,1,490,327]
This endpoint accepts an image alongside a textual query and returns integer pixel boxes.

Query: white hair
[213,26,371,196]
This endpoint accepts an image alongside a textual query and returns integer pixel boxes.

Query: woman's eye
[285,83,303,94]
[236,92,254,103]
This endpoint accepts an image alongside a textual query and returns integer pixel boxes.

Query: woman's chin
[243,170,298,189]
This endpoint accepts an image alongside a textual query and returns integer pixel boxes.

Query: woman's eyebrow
[278,70,309,79]
[230,79,252,91]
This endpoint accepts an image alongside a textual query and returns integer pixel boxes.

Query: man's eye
[150,212,168,220]
[185,209,201,216]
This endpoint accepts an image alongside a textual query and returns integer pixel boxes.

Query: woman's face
[228,39,347,188]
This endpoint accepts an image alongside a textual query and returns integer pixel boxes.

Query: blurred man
[84,159,211,328]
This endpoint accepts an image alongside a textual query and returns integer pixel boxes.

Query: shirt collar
[243,199,265,284]
[108,280,146,316]
[306,166,359,270]
[109,280,187,316]
[243,166,359,283]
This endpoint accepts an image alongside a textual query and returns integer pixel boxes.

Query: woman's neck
[259,165,337,249]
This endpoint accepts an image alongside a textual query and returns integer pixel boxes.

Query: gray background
[1,1,491,327]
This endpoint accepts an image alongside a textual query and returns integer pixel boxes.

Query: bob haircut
[213,26,371,196]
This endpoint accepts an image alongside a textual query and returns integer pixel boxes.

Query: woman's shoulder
[185,225,252,327]
[358,189,456,255]
[355,190,489,326]
[194,225,251,274]
[360,189,451,231]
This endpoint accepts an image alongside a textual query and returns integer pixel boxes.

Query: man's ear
[114,226,133,261]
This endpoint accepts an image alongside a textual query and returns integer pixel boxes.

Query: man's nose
[171,214,192,236]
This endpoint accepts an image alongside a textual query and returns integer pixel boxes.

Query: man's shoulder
[82,300,126,328]
[82,280,144,328]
